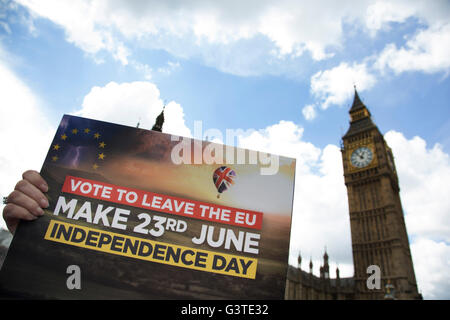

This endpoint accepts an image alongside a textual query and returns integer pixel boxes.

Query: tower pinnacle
[350,86,366,113]
[152,105,165,132]
[343,88,376,138]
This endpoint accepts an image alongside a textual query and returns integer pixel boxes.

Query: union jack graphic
[213,166,236,195]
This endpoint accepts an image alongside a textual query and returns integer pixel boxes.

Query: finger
[6,190,44,217]
[2,205,20,233]
[22,170,48,192]
[14,179,49,208]
[3,203,39,223]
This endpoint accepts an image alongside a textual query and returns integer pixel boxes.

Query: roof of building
[343,89,379,139]
[286,265,355,291]
[343,117,378,139]
[349,87,366,112]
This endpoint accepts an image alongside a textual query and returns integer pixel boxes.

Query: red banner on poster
[61,175,263,230]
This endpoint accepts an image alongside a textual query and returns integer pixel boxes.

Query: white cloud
[365,0,450,35]
[0,0,37,36]
[75,81,192,138]
[310,62,376,110]
[5,1,356,72]
[385,131,450,242]
[384,131,450,299]
[410,238,450,299]
[157,61,180,76]
[237,121,321,170]
[0,20,11,34]
[375,23,450,75]
[304,1,450,115]
[0,54,54,230]
[236,121,353,276]
[289,143,352,275]
[16,0,131,65]
[13,0,450,77]
[130,61,153,80]
[302,104,317,121]
[307,10,450,115]
[364,1,417,35]
[12,0,450,80]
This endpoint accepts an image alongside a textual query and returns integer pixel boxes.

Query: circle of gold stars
[50,127,107,171]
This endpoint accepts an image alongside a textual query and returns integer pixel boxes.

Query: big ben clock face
[350,146,373,168]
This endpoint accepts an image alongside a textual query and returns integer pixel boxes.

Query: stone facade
[285,253,355,300]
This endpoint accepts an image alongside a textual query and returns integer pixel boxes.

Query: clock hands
[351,147,373,168]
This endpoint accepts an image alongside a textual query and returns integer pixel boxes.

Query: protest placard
[0,115,295,299]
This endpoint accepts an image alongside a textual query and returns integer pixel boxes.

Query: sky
[0,0,449,299]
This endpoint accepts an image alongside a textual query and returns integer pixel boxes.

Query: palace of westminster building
[285,89,422,300]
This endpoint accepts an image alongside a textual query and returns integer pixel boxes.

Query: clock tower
[341,88,421,299]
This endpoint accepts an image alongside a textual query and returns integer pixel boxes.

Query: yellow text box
[44,219,257,279]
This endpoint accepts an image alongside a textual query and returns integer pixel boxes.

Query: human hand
[2,170,49,233]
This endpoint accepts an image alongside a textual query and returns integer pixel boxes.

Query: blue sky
[1,0,450,299]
